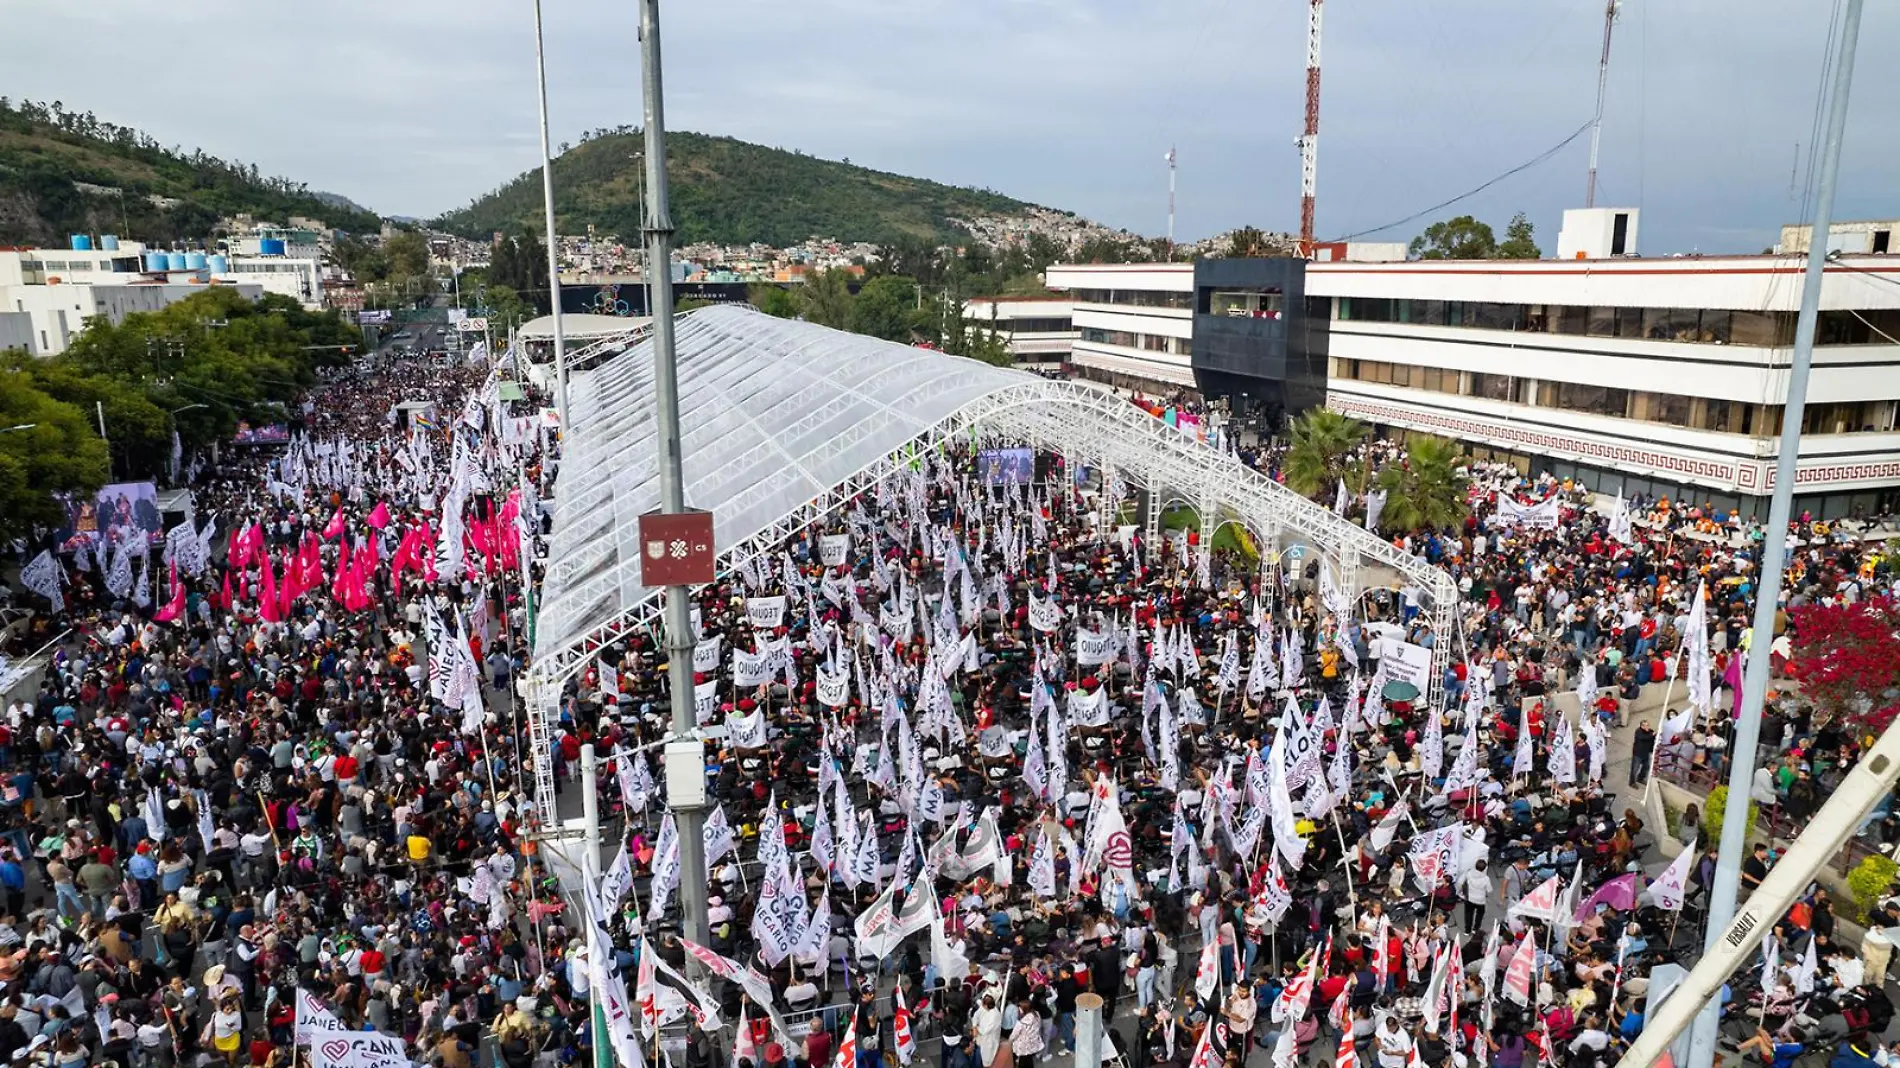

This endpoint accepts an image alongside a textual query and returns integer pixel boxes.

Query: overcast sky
[3,0,1894,254]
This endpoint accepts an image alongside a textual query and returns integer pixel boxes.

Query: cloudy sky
[4,0,1894,254]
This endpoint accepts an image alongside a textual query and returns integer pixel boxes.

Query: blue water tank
[166,252,188,271]
[208,255,229,275]
[185,252,208,270]
[259,238,286,257]
[70,234,92,251]
[145,253,169,272]
[101,235,120,251]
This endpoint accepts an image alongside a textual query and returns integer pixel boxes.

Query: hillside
[436,129,1052,248]
[0,98,381,246]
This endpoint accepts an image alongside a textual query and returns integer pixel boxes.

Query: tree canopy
[0,288,359,510]
[1409,212,1542,261]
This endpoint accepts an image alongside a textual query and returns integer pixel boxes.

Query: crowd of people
[0,349,1894,1068]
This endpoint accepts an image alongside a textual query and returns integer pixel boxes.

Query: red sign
[638,510,716,586]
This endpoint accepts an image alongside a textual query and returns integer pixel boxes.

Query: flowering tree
[1786,595,1900,733]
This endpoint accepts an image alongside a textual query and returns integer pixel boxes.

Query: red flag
[1334,1030,1357,1068]
[366,501,391,530]
[218,571,233,611]
[322,507,346,539]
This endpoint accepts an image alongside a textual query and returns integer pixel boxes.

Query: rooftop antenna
[1584,0,1620,207]
[1297,0,1323,254]
[1165,145,1177,257]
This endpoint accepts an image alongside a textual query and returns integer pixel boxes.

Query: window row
[1073,288,1195,310]
[1335,297,1900,348]
[1335,358,1900,435]
[997,317,1073,334]
[1080,327,1190,356]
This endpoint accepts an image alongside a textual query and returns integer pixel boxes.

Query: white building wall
[0,311,33,354]
[0,282,263,356]
[963,297,1077,365]
[214,257,324,308]
[1044,264,1197,389]
[1309,256,1900,499]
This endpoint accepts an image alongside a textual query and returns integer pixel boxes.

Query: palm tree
[1375,435,1469,532]
[1282,408,1370,498]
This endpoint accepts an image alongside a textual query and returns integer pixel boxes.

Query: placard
[1075,628,1118,666]
[745,596,787,630]
[819,533,851,568]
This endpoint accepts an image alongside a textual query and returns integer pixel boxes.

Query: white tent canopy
[531,302,1455,694]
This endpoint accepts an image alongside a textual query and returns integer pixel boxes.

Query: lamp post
[0,424,37,434]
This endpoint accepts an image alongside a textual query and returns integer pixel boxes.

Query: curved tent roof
[533,304,1457,702]
[536,305,1035,662]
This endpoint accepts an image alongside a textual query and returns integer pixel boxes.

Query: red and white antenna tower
[1298,0,1323,255]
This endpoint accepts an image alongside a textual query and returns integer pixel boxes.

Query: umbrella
[1382,680,1422,702]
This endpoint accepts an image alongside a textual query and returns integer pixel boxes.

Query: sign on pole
[639,511,717,586]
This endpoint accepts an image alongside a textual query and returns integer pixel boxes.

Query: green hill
[0,98,381,246]
[436,128,1048,248]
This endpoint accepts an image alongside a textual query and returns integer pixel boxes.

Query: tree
[847,276,921,342]
[1373,435,1469,532]
[1496,212,1541,259]
[1280,408,1369,498]
[1786,596,1900,734]
[0,365,109,539]
[798,269,854,330]
[675,297,714,313]
[482,284,533,334]
[1225,226,1270,258]
[1409,216,1497,260]
[749,283,800,319]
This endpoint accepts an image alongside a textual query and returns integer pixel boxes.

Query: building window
[1469,372,1517,402]
[1554,383,1631,418]
[1205,288,1284,319]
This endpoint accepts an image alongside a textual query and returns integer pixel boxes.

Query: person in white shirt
[1374,1014,1414,1068]
[1461,859,1491,931]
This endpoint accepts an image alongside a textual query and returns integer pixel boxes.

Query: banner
[746,596,788,630]
[1493,494,1561,530]
[732,649,773,688]
[693,636,723,673]
[819,534,851,568]
[308,1029,408,1068]
[1028,593,1063,634]
[1380,640,1433,693]
[1075,628,1118,667]
[816,667,850,708]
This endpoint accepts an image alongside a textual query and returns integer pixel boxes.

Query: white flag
[1649,837,1696,912]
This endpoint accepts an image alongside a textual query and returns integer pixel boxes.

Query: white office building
[0,238,264,356]
[1043,209,1900,517]
[963,296,1076,370]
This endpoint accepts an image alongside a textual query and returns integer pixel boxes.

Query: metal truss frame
[529,375,1456,705]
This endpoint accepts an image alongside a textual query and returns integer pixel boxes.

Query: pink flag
[218,571,233,611]
[154,561,186,622]
[366,501,391,530]
[259,554,282,623]
[322,508,346,539]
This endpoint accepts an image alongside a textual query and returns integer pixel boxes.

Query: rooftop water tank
[70,235,92,251]
[145,253,169,272]
[185,252,208,271]
[101,235,120,251]
[208,255,229,275]
[259,238,287,257]
[166,252,188,271]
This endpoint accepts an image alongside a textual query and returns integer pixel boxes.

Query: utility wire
[1328,119,1595,243]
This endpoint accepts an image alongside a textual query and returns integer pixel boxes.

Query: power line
[1328,119,1595,243]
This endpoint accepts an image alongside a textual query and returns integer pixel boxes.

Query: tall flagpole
[531,0,570,429]
[1685,2,1864,1066]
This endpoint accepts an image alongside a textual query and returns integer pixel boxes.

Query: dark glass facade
[1189,258,1328,425]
